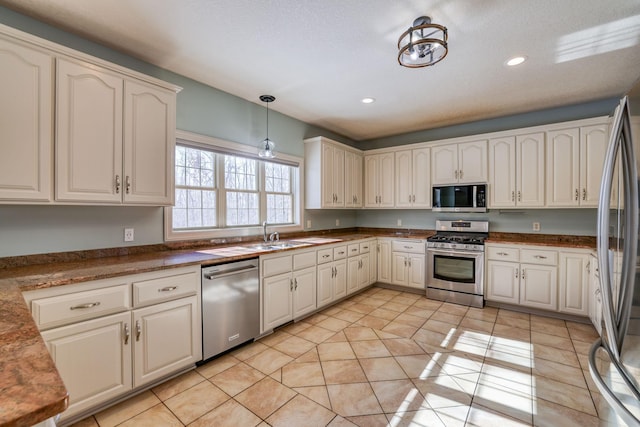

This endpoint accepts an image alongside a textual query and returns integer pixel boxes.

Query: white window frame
[164,130,304,241]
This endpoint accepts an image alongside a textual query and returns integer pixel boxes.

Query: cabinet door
[333,260,347,300]
[486,261,519,304]
[580,124,608,207]
[56,58,123,203]
[488,137,516,208]
[559,252,590,316]
[0,38,53,201]
[517,133,545,207]
[407,254,425,289]
[333,146,345,206]
[132,296,200,387]
[413,148,431,208]
[263,273,293,330]
[123,80,175,205]
[364,155,379,207]
[347,257,360,294]
[458,140,488,183]
[345,151,362,207]
[431,145,458,184]
[41,312,132,420]
[378,240,392,283]
[546,128,580,207]
[321,143,336,207]
[378,153,395,207]
[368,246,377,285]
[317,263,334,308]
[293,266,316,318]
[520,264,557,310]
[395,150,413,208]
[359,255,370,289]
[391,253,408,286]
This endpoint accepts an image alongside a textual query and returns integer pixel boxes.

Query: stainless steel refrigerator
[590,85,640,426]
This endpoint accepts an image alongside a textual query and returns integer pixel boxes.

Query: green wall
[0,6,606,257]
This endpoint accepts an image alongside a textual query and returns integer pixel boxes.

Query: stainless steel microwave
[432,184,487,212]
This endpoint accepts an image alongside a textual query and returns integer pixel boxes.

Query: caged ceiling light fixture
[258,94,276,158]
[397,16,448,68]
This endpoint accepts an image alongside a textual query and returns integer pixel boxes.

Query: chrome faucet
[262,221,268,243]
[269,231,279,243]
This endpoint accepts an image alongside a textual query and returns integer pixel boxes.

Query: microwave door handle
[428,248,482,258]
[473,185,477,208]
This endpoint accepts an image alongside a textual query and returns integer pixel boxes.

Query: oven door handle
[427,249,483,258]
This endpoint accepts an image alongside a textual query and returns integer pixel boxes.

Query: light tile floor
[70,286,620,427]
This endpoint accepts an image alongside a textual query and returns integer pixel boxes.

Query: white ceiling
[3,0,640,141]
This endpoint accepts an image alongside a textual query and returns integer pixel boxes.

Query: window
[165,131,303,240]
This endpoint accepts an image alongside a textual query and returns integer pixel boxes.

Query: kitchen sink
[249,241,310,251]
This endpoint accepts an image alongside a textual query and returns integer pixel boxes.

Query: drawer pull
[158,286,178,292]
[404,246,412,249]
[534,255,548,259]
[497,252,508,256]
[338,251,345,255]
[135,320,141,341]
[322,254,330,258]
[124,323,130,345]
[70,302,101,310]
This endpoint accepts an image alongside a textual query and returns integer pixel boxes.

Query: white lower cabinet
[377,239,392,284]
[316,259,347,309]
[261,249,318,331]
[390,239,426,289]
[558,251,591,316]
[25,266,201,422]
[486,244,558,311]
[41,312,132,418]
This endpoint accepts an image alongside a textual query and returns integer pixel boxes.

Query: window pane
[227,191,259,226]
[224,156,257,190]
[267,194,293,224]
[265,163,291,194]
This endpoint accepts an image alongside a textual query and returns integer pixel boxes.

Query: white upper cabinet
[56,58,124,203]
[0,26,179,206]
[56,58,176,205]
[489,133,544,208]
[0,37,53,202]
[305,137,362,209]
[364,152,395,207]
[546,122,608,207]
[432,140,487,185]
[395,147,431,208]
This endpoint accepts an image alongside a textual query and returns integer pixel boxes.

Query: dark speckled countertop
[0,228,594,426]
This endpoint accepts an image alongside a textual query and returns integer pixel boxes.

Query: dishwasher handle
[203,264,258,280]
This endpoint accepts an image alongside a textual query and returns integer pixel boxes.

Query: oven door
[427,248,484,295]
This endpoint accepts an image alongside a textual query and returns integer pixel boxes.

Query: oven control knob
[451,244,457,249]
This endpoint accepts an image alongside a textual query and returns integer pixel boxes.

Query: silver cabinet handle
[158,286,178,292]
[338,251,345,255]
[290,279,293,291]
[454,170,459,179]
[294,278,298,290]
[70,302,101,310]
[515,269,519,279]
[408,259,412,267]
[125,175,131,194]
[582,188,586,200]
[518,191,522,202]
[115,175,121,193]
[124,323,130,345]
[351,248,358,253]
[511,191,515,202]
[497,252,508,256]
[135,320,141,341]
[412,195,415,203]
[575,189,579,201]
[404,246,412,249]
[404,259,407,266]
[459,170,463,179]
[522,269,526,280]
[534,255,548,259]
[322,254,330,258]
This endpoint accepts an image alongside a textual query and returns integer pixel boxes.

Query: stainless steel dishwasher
[201,258,260,362]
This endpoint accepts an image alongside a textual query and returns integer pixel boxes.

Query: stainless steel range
[426,220,489,308]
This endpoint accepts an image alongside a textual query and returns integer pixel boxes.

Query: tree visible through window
[173,146,216,229]
[224,156,259,226]
[265,162,293,224]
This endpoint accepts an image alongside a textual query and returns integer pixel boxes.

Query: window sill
[164,222,303,242]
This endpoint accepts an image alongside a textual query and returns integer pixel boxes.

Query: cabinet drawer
[392,240,425,254]
[334,245,348,260]
[348,243,360,257]
[487,246,519,262]
[293,250,316,270]
[317,248,334,264]
[32,284,130,330]
[359,242,371,254]
[520,248,557,265]
[133,270,199,307]
[262,255,293,277]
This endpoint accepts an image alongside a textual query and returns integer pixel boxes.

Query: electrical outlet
[124,228,135,242]
[397,219,402,226]
[335,219,340,226]
[306,220,312,229]
[532,222,541,232]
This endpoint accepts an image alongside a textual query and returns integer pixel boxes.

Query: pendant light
[258,95,276,158]
[398,16,448,68]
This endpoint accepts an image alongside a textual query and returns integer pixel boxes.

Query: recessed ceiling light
[361,97,375,104]
[506,56,527,66]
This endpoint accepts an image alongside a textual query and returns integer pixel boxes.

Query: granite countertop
[0,228,594,426]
